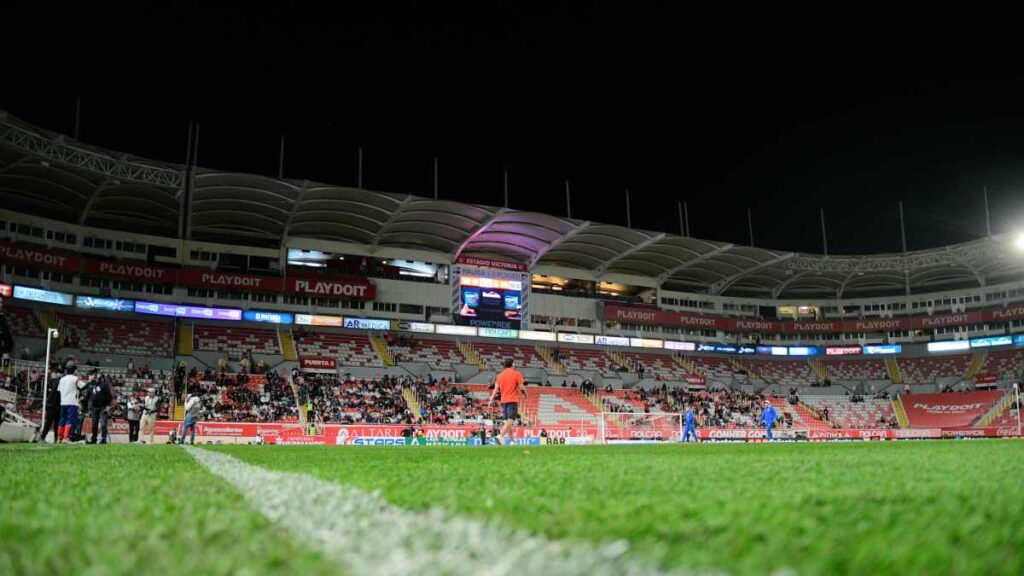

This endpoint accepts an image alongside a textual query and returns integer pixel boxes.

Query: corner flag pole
[1016,382,1021,438]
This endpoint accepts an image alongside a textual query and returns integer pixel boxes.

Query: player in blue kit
[682,405,699,443]
[759,400,777,441]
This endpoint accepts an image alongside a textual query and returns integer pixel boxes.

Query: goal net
[598,412,683,444]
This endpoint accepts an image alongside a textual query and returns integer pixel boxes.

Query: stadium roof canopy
[2,109,1023,300]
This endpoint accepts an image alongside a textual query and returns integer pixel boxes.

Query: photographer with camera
[126,396,142,443]
[140,389,160,444]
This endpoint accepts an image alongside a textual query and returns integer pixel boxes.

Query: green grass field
[1,440,1022,575]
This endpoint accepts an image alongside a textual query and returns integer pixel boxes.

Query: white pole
[1016,383,1021,437]
[42,328,55,424]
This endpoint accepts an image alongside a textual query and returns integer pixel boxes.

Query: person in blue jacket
[682,405,699,443]
[759,400,778,441]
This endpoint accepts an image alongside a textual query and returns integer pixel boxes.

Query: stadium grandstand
[0,108,1021,444]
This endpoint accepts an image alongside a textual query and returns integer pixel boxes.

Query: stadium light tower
[40,328,59,421]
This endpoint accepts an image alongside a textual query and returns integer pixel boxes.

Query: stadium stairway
[608,350,630,372]
[370,334,394,366]
[729,356,761,379]
[885,356,902,385]
[279,329,298,362]
[536,346,565,375]
[35,309,62,345]
[402,387,424,421]
[177,323,194,356]
[458,341,486,371]
[767,397,830,430]
[965,350,988,379]
[291,375,308,429]
[809,358,828,381]
[673,354,697,374]
[892,398,909,428]
[974,388,1016,426]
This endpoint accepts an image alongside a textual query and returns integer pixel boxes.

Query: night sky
[5,4,1024,256]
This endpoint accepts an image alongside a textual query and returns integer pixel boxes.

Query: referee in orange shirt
[488,358,527,445]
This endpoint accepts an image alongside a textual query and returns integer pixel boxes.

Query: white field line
[186,447,709,576]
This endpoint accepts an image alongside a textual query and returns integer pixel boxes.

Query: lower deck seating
[801,395,897,428]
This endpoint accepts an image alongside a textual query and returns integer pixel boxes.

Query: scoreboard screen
[457,276,522,329]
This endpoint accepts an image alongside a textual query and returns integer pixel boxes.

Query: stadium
[5,5,1024,566]
[0,103,1022,573]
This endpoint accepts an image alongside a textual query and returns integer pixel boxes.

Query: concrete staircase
[458,341,486,371]
[965,350,988,379]
[35,309,63,345]
[974,388,1015,426]
[673,354,699,374]
[892,397,909,428]
[536,346,565,375]
[369,333,394,366]
[608,350,630,372]
[279,329,298,362]
[808,358,828,381]
[885,356,902,385]
[403,387,424,422]
[176,323,194,356]
[729,357,760,380]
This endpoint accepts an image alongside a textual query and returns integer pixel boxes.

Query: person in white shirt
[56,365,88,443]
[178,393,202,445]
[140,389,160,444]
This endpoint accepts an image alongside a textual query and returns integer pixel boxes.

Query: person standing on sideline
[682,404,699,443]
[88,374,113,444]
[37,374,61,443]
[126,396,142,443]
[178,393,201,445]
[56,366,87,443]
[759,399,778,441]
[487,358,527,446]
[140,389,160,444]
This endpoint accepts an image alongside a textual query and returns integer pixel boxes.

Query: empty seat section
[194,325,280,356]
[295,332,382,366]
[57,313,174,357]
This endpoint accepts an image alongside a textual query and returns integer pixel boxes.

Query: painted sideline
[185,446,707,576]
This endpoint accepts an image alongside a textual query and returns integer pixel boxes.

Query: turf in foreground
[217,440,1024,575]
[0,445,338,576]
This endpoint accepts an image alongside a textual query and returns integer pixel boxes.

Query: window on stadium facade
[399,304,423,315]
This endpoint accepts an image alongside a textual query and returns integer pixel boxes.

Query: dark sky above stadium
[5,4,1024,256]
